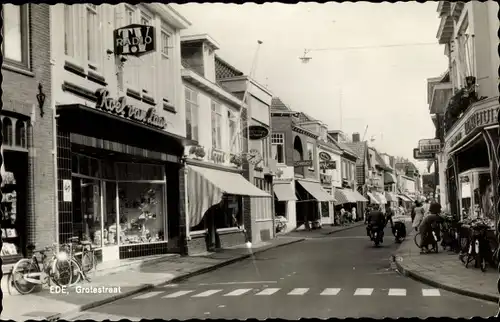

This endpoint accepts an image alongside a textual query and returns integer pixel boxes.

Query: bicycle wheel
[11,259,39,294]
[414,232,422,248]
[81,251,97,281]
[68,258,83,286]
[51,257,77,287]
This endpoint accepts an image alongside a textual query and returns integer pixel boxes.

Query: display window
[71,153,167,247]
[215,195,243,230]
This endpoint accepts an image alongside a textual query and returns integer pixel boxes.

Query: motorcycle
[369,224,383,247]
[393,220,406,243]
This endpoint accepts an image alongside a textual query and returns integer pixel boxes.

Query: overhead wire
[304,41,439,54]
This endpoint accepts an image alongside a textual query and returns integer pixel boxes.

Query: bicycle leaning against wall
[8,244,73,295]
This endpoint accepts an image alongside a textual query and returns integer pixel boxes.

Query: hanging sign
[413,148,435,160]
[294,160,313,167]
[63,179,72,202]
[319,151,332,161]
[95,88,166,129]
[418,138,441,153]
[114,24,156,57]
[243,125,270,140]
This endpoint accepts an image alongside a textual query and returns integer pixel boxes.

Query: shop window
[215,196,243,229]
[321,202,330,217]
[116,162,164,181]
[271,133,285,164]
[15,120,26,148]
[77,178,103,248]
[118,183,165,245]
[2,117,13,146]
[2,4,30,70]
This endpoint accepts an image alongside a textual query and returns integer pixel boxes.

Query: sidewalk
[0,236,305,321]
[285,221,365,238]
[393,230,499,303]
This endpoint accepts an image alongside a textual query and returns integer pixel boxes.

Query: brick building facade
[1,4,54,264]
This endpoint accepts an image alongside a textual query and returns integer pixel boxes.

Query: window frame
[271,133,285,165]
[306,142,314,171]
[2,4,30,71]
[85,4,99,69]
[211,101,223,150]
[185,86,199,142]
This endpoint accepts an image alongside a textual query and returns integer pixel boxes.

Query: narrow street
[66,224,497,320]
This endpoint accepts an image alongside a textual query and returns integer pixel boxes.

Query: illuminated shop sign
[95,88,166,129]
[114,24,156,57]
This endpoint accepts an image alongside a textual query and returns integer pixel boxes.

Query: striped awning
[334,189,356,204]
[296,180,336,202]
[367,192,380,204]
[187,165,271,227]
[374,191,387,204]
[351,190,368,202]
[398,194,412,202]
[274,183,297,201]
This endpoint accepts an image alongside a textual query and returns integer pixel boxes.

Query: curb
[52,237,305,321]
[391,254,500,304]
[324,222,365,235]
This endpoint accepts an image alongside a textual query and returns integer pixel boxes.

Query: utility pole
[339,88,343,131]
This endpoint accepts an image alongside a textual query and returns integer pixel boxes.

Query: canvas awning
[187,165,270,227]
[385,191,399,202]
[367,192,380,204]
[274,183,297,201]
[334,189,357,204]
[384,172,397,184]
[374,191,387,204]
[296,180,336,202]
[350,190,368,202]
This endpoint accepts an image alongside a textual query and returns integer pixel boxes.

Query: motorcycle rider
[365,204,386,242]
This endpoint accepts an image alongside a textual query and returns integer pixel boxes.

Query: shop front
[185,162,271,254]
[444,97,499,227]
[1,113,29,264]
[295,179,335,228]
[56,93,188,262]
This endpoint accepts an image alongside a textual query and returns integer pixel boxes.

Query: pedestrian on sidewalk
[340,207,347,226]
[410,201,417,223]
[411,200,425,232]
[385,204,394,230]
[351,206,357,222]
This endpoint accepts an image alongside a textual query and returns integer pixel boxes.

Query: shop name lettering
[464,107,498,135]
[95,89,166,129]
[420,144,440,152]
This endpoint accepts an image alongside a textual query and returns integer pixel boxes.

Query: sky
[172,2,448,173]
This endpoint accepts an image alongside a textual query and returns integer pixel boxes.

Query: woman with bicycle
[418,202,444,254]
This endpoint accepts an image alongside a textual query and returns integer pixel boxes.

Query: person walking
[411,200,426,232]
[351,206,357,222]
[410,201,417,223]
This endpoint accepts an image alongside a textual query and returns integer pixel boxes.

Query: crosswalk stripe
[354,288,373,296]
[132,291,164,300]
[256,288,280,296]
[288,288,309,295]
[388,288,406,296]
[422,289,441,297]
[224,289,252,296]
[162,290,194,298]
[192,289,223,297]
[320,288,341,296]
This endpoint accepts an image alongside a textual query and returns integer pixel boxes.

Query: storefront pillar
[26,124,35,248]
[484,128,499,229]
[450,154,461,216]
[179,165,188,256]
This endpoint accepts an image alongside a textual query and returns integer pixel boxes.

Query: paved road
[66,223,498,320]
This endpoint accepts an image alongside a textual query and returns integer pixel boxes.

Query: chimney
[352,132,360,142]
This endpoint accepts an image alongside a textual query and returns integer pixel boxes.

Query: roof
[344,141,368,166]
[271,97,292,112]
[328,135,357,158]
[214,54,244,80]
[372,148,391,171]
[297,112,317,123]
[181,34,220,50]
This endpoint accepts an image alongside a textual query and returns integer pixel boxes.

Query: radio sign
[114,24,156,57]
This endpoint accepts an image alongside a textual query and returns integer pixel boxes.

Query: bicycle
[8,244,73,295]
[62,237,97,286]
[460,222,494,272]
[58,237,97,285]
[414,230,439,253]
